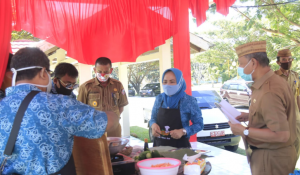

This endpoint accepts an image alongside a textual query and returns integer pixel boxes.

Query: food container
[137,158,181,175]
[107,137,129,156]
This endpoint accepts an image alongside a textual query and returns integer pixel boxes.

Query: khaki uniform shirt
[247,70,296,149]
[275,70,300,117]
[77,77,129,117]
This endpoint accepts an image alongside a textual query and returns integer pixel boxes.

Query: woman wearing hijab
[149,68,204,148]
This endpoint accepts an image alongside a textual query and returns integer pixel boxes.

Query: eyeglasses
[280,57,294,62]
[58,79,79,89]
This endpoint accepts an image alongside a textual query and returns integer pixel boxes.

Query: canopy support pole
[173,0,196,142]
[118,63,130,137]
[159,39,172,93]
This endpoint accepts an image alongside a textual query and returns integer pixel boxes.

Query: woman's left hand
[170,129,184,139]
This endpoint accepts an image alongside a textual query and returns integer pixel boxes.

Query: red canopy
[0,0,235,141]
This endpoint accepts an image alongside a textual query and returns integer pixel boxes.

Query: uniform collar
[276,68,290,77]
[6,84,42,97]
[275,69,284,76]
[94,77,114,86]
[252,70,274,90]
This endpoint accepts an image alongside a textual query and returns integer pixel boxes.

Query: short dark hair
[95,57,112,67]
[244,52,269,67]
[276,57,280,62]
[6,53,13,71]
[54,63,78,79]
[11,47,50,81]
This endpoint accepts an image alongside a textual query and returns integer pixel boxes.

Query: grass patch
[130,126,152,143]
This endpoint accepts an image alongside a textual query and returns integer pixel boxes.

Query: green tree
[11,30,40,41]
[193,0,300,82]
[127,61,159,94]
[232,0,300,73]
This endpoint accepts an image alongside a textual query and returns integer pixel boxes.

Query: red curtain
[12,0,179,64]
[0,0,235,141]
[214,0,236,16]
[189,0,209,27]
[0,0,12,89]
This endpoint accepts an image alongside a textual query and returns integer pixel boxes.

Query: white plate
[194,150,211,154]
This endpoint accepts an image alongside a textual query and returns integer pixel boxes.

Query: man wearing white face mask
[78,57,128,137]
[229,41,297,175]
[0,48,119,175]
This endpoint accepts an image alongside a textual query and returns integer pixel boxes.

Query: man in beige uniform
[78,57,129,137]
[229,41,297,175]
[275,49,300,161]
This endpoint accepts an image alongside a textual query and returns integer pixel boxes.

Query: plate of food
[177,159,211,175]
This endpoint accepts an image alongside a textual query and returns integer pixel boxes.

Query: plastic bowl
[137,158,181,175]
[107,137,129,156]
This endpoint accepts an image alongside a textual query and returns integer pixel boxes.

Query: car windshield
[142,84,158,89]
[192,90,222,109]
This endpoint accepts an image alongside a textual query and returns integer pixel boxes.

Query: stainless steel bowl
[107,137,129,156]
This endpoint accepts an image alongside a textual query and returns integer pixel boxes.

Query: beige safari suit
[248,70,297,175]
[77,77,129,137]
[275,69,300,161]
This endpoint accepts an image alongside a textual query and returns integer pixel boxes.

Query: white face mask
[11,66,52,93]
[96,73,110,82]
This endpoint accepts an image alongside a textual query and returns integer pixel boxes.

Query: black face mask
[280,62,291,70]
[55,80,73,95]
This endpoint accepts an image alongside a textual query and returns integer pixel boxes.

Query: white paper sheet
[215,100,241,124]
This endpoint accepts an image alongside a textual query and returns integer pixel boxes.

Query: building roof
[11,40,38,54]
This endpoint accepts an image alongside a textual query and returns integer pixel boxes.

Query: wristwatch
[243,127,249,136]
[182,129,187,135]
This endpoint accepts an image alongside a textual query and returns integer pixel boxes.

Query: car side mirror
[243,89,247,92]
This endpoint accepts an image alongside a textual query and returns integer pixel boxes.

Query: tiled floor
[127,136,251,175]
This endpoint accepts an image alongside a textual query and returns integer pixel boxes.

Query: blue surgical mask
[237,59,254,81]
[163,84,180,96]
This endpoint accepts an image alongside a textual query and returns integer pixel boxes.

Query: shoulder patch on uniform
[122,89,126,95]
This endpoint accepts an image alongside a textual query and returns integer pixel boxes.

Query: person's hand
[170,129,184,139]
[228,122,245,136]
[151,123,161,137]
[236,112,249,122]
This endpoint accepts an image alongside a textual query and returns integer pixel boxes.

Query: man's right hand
[236,112,249,122]
[151,123,161,137]
[105,111,119,133]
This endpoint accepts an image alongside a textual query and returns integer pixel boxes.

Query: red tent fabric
[0,0,235,142]
[0,0,12,87]
[214,0,236,16]
[189,0,209,27]
[12,0,179,64]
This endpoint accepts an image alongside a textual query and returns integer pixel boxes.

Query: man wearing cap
[229,41,297,175]
[275,49,300,161]
[77,57,129,137]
